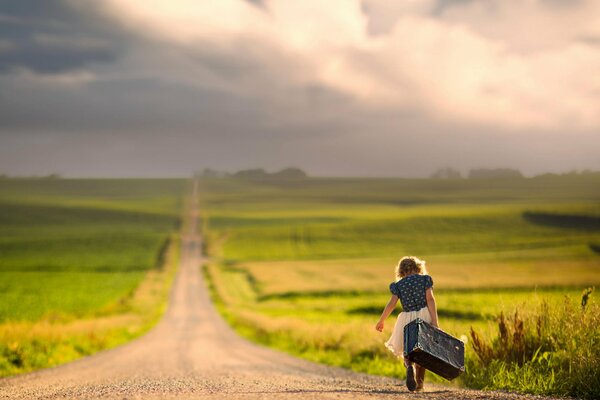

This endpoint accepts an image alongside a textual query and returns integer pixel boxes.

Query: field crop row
[200,176,600,262]
[0,179,185,322]
[240,255,600,298]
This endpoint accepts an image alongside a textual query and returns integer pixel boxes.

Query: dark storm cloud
[0,75,262,132]
[244,0,266,8]
[432,0,475,15]
[432,0,583,14]
[0,0,121,73]
[539,0,584,8]
[0,28,356,135]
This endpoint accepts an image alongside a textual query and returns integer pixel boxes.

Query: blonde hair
[395,256,427,279]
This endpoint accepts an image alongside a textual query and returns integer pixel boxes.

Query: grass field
[199,174,600,397]
[0,178,186,376]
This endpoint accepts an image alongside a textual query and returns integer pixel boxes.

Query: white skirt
[384,306,432,358]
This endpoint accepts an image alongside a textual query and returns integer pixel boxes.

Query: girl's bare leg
[415,364,426,391]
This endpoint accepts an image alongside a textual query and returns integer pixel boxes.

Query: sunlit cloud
[98,0,600,130]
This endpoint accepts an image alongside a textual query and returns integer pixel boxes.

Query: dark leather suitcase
[403,318,465,380]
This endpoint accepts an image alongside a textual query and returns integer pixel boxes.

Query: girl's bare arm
[375,295,399,332]
[425,288,439,328]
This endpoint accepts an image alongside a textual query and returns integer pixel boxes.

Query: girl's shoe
[406,365,417,391]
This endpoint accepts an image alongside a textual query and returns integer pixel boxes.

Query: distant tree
[468,168,523,179]
[42,173,62,180]
[560,169,600,177]
[232,168,270,179]
[430,168,462,179]
[201,168,219,178]
[579,169,600,176]
[271,167,308,179]
[232,167,308,180]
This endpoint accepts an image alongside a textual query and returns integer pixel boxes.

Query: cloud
[95,0,600,130]
[0,0,121,73]
[0,0,598,177]
[0,39,15,52]
[434,0,600,52]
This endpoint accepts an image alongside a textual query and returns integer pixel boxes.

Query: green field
[0,178,185,375]
[199,174,600,398]
[2,175,598,394]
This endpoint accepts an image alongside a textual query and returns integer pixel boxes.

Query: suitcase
[403,318,465,380]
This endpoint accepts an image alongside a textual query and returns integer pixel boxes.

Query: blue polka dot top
[389,274,433,312]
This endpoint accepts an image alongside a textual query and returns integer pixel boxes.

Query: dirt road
[0,184,555,399]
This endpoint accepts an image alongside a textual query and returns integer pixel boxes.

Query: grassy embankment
[0,178,186,376]
[199,174,600,398]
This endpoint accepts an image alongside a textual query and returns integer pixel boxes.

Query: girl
[375,256,439,392]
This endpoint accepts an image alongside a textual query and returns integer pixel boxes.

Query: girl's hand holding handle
[375,320,384,332]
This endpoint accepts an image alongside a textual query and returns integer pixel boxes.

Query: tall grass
[467,289,599,399]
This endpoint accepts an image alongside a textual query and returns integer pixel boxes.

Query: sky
[0,0,599,178]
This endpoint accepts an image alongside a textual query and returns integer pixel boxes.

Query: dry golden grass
[206,256,598,387]
[205,261,394,372]
[243,255,600,296]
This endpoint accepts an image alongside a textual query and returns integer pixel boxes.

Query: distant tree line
[197,167,308,180]
[233,167,307,179]
[468,168,523,179]
[430,168,522,179]
[0,173,62,180]
[430,168,600,179]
